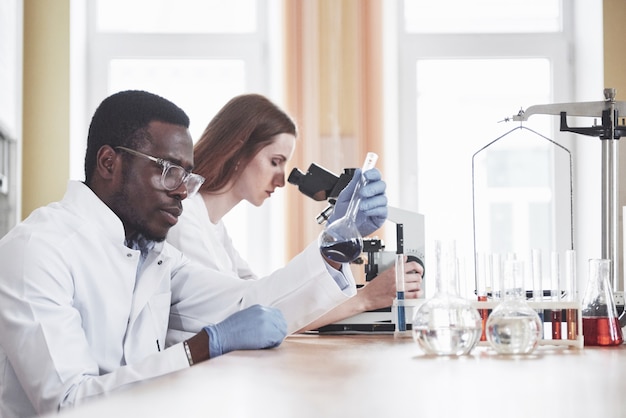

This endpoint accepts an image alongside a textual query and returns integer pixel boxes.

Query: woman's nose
[275,171,286,187]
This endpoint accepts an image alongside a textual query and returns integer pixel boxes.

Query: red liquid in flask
[582,317,623,346]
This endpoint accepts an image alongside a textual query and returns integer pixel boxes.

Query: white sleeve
[168,242,357,337]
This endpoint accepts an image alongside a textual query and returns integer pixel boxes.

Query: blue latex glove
[327,168,388,236]
[203,305,287,358]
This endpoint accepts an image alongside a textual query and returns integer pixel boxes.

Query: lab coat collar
[62,181,128,246]
[63,181,167,254]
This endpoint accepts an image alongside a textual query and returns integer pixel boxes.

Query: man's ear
[96,145,118,179]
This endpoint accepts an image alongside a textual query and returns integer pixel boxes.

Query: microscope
[289,163,426,333]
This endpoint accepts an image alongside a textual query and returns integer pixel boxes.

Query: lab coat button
[126,253,132,258]
[157,260,162,265]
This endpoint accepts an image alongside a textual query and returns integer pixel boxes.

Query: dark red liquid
[551,310,562,340]
[320,239,362,263]
[566,309,578,340]
[477,295,488,341]
[582,317,624,346]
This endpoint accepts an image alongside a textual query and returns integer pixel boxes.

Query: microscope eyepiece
[287,163,341,201]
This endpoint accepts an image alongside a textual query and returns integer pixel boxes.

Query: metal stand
[510,88,626,324]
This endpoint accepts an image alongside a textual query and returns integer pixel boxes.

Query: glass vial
[486,259,542,354]
[412,240,481,355]
[581,259,623,346]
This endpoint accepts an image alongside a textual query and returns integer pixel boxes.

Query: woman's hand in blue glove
[326,168,387,236]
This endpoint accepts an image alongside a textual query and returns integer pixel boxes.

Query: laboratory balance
[471,88,626,348]
[508,88,626,314]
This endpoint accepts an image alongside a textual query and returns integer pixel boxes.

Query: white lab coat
[165,194,357,342]
[0,181,355,417]
[166,194,259,280]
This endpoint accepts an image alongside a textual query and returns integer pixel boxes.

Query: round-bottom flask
[486,259,542,355]
[412,240,481,355]
[318,152,378,263]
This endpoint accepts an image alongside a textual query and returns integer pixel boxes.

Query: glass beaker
[412,240,482,355]
[581,259,623,346]
[318,152,378,263]
[486,259,542,355]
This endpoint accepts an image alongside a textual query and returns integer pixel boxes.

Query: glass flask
[412,240,481,355]
[581,259,623,346]
[486,259,542,355]
[318,152,378,263]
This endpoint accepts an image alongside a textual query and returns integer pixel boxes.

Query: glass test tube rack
[471,299,584,349]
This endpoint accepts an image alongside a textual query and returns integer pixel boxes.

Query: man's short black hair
[84,90,190,183]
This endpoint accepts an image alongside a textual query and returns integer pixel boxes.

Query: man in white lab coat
[0,90,388,417]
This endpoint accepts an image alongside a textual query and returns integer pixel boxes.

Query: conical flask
[318,152,378,263]
[581,259,623,346]
[486,259,542,355]
[411,240,481,355]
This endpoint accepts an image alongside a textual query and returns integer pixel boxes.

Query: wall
[22,0,69,218]
[604,0,626,94]
[603,0,626,206]
[604,0,626,279]
[19,1,625,242]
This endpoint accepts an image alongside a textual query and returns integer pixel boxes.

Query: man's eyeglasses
[115,146,205,198]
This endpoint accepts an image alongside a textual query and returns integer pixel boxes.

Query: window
[404,0,562,33]
[81,0,285,275]
[390,0,602,295]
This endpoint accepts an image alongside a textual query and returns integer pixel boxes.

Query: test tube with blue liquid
[395,224,406,332]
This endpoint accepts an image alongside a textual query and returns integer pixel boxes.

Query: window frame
[80,0,286,276]
[389,1,603,295]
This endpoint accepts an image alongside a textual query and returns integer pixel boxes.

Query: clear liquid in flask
[486,260,542,355]
[487,314,542,354]
[413,324,481,356]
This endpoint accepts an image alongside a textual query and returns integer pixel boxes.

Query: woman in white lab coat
[167,94,423,332]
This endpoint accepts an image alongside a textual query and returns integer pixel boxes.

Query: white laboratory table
[49,334,626,418]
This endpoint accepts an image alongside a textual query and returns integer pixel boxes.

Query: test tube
[491,253,502,301]
[395,224,406,332]
[564,250,578,340]
[551,252,562,340]
[456,256,468,299]
[523,256,535,303]
[486,253,494,299]
[531,249,544,338]
[475,252,488,341]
